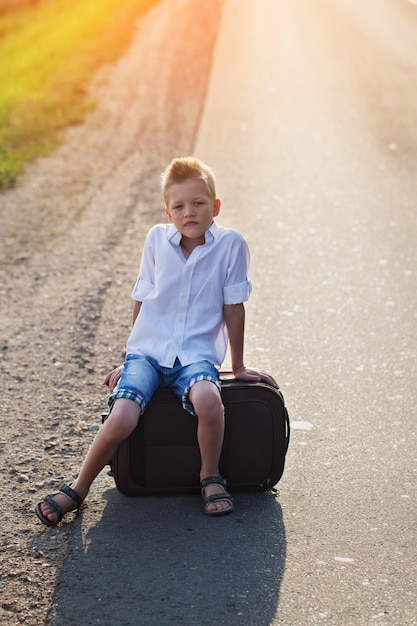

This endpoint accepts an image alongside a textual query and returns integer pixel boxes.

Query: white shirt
[126,221,252,367]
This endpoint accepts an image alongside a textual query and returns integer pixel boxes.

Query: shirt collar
[167,221,219,246]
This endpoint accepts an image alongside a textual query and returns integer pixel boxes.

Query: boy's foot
[35,484,84,527]
[200,475,234,516]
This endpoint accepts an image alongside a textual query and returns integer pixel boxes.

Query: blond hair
[161,157,216,204]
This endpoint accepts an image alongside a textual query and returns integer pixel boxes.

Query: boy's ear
[213,199,221,216]
[165,207,173,222]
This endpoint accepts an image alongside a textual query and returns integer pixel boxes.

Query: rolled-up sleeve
[131,228,156,301]
[223,279,252,304]
[222,232,252,304]
[132,277,154,301]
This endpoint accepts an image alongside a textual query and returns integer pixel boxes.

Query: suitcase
[104,374,290,496]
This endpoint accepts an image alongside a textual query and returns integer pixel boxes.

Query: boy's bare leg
[189,380,231,513]
[38,399,141,523]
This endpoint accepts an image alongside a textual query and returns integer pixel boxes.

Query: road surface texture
[0,0,416,625]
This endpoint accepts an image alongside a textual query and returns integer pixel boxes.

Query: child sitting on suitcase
[35,156,278,525]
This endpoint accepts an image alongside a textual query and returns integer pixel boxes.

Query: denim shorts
[111,354,221,415]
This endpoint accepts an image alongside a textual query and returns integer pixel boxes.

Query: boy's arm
[223,303,279,389]
[103,301,142,392]
[132,300,142,325]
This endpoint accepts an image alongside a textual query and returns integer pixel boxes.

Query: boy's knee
[105,399,141,439]
[191,381,223,420]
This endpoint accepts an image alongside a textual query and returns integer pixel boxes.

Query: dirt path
[0,1,224,623]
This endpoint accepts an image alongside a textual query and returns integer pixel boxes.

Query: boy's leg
[38,399,140,523]
[189,380,231,513]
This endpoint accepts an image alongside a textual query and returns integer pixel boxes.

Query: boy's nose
[184,203,195,216]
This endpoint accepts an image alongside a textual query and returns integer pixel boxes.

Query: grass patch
[0,0,158,189]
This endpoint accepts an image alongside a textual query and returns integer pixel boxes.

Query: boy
[35,157,278,525]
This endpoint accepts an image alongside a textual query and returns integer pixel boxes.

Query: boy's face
[165,178,220,244]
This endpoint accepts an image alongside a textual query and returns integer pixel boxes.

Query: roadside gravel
[0,1,224,623]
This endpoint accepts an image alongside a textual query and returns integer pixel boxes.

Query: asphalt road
[48,1,417,624]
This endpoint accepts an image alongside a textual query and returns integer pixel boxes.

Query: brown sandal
[35,484,84,527]
[200,475,234,516]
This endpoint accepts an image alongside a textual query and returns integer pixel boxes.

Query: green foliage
[0,0,157,189]
[0,146,23,189]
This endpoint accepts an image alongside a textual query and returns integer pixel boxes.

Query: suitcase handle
[219,370,235,381]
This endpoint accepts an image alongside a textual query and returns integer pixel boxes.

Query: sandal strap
[59,484,83,508]
[43,495,64,522]
[204,492,233,505]
[200,475,226,492]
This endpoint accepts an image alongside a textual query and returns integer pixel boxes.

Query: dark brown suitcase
[105,375,290,496]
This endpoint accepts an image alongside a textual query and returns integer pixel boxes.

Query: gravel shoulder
[0,1,224,623]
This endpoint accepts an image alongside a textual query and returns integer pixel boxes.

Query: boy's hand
[233,365,279,389]
[103,365,123,393]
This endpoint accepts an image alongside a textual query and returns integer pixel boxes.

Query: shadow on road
[49,486,286,625]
